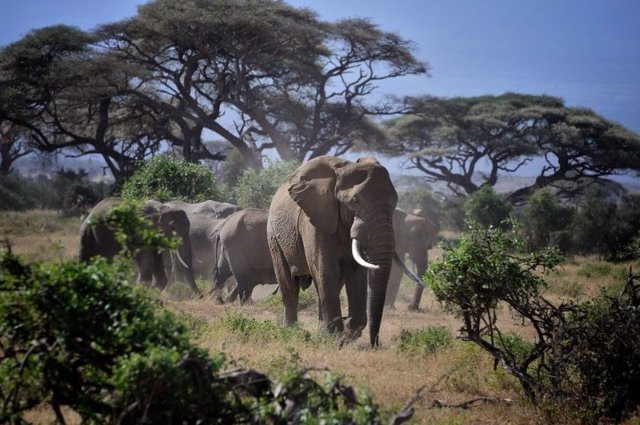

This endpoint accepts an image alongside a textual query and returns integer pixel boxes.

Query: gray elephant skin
[267,156,398,347]
[163,200,241,283]
[210,209,278,304]
[79,197,200,293]
[385,209,438,310]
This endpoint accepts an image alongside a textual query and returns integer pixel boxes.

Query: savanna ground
[3,210,640,425]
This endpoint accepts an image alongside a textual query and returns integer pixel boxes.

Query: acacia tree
[0,122,32,175]
[383,93,640,202]
[97,0,426,166]
[0,25,172,184]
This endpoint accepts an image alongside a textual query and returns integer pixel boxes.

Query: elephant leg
[152,250,168,291]
[408,255,428,311]
[384,262,403,309]
[211,257,233,304]
[270,241,299,326]
[342,262,367,342]
[230,271,254,305]
[136,249,154,287]
[314,264,343,335]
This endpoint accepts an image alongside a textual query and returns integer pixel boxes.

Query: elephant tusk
[393,251,425,287]
[351,239,380,270]
[175,250,190,270]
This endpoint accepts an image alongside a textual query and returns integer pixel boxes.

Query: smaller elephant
[163,200,241,284]
[385,208,439,310]
[79,197,200,294]
[210,209,283,304]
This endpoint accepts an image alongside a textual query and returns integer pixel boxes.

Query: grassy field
[4,209,640,424]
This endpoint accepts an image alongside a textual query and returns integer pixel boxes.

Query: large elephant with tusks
[267,156,398,347]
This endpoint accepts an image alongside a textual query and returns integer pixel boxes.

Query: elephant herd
[79,156,438,347]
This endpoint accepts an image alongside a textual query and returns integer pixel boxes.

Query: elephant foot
[338,317,364,347]
[323,316,345,336]
[407,304,422,312]
[210,291,225,304]
[385,303,396,311]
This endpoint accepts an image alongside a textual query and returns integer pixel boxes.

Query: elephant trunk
[360,219,395,348]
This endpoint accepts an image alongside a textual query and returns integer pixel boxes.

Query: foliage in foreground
[120,155,225,203]
[0,252,385,424]
[425,222,640,423]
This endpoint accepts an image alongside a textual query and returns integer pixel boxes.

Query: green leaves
[232,160,300,209]
[120,156,224,203]
[426,222,561,319]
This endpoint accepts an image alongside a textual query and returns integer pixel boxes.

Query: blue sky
[2,0,639,158]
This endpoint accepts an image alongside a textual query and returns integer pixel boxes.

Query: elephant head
[287,156,398,346]
[142,201,200,295]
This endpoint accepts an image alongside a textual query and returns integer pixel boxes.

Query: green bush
[549,291,640,423]
[0,253,237,423]
[0,174,39,210]
[397,326,453,354]
[464,186,512,229]
[519,188,575,252]
[232,160,299,209]
[571,188,640,261]
[120,155,224,202]
[426,222,640,423]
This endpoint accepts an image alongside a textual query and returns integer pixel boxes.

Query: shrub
[519,188,575,252]
[464,186,512,228]
[120,155,224,202]
[0,174,39,210]
[0,253,237,424]
[570,187,640,261]
[426,222,640,423]
[548,290,640,422]
[397,326,453,354]
[232,160,299,209]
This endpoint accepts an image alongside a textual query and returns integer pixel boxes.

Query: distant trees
[383,93,640,202]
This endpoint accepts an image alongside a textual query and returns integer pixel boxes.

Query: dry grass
[5,210,640,424]
[0,210,82,262]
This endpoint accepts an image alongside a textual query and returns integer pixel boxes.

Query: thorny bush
[425,221,640,423]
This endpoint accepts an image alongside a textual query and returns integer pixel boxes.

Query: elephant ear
[287,156,349,234]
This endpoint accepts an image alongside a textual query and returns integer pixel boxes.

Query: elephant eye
[351,195,359,204]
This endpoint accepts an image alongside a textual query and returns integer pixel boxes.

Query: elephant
[163,200,241,283]
[79,197,200,294]
[209,209,281,304]
[267,155,398,347]
[384,208,439,310]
